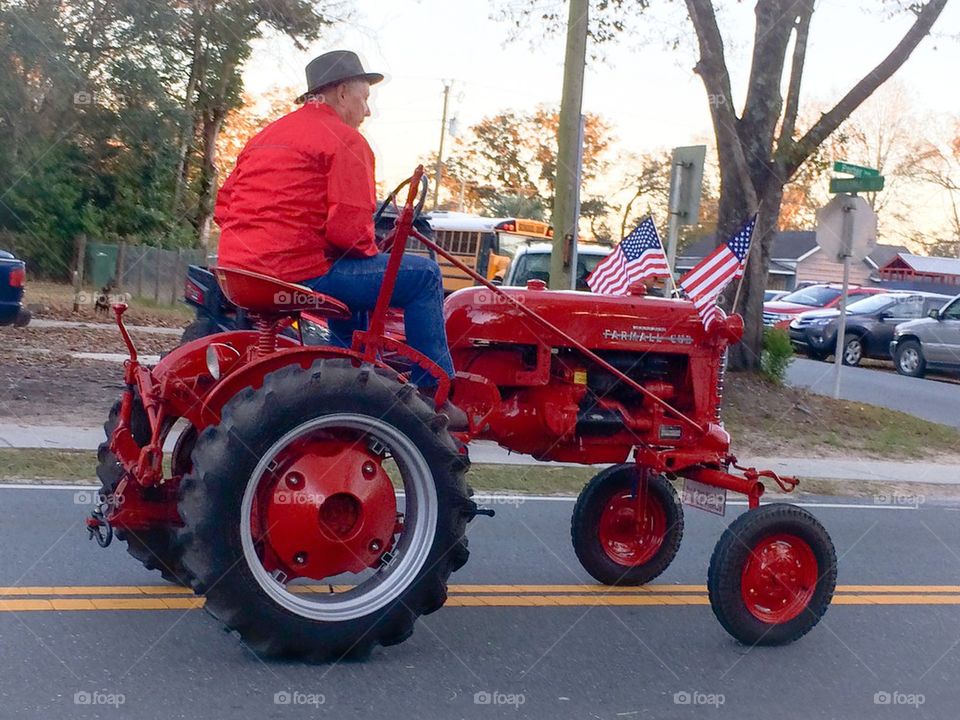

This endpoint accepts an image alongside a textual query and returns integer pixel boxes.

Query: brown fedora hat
[296,50,384,103]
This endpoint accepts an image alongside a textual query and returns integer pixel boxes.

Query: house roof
[679,230,818,262]
[866,244,908,269]
[883,252,960,277]
[681,231,908,274]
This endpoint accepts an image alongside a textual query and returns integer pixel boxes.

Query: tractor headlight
[206,343,241,380]
[206,344,221,380]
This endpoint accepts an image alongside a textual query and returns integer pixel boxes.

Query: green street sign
[829,175,885,194]
[833,161,880,178]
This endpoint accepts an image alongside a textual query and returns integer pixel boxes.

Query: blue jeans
[302,253,455,387]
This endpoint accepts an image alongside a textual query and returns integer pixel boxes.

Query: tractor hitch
[462,499,496,520]
[86,509,113,548]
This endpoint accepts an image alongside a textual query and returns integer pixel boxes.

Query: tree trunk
[730,181,784,370]
[197,108,225,247]
[171,2,208,217]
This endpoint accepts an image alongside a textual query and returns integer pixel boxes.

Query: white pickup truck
[500,242,612,290]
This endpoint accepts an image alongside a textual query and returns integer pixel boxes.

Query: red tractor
[89,167,836,660]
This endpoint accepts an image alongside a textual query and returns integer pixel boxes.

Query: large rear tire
[708,503,836,646]
[97,401,188,585]
[180,317,220,345]
[571,465,683,586]
[175,359,471,660]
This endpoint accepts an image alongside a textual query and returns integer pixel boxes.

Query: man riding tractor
[89,51,837,663]
[215,50,467,428]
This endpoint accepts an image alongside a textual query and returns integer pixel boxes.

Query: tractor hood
[444,286,739,353]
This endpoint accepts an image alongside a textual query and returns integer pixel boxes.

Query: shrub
[760,327,794,385]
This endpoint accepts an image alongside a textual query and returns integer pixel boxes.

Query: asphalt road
[786,357,960,428]
[2,486,960,719]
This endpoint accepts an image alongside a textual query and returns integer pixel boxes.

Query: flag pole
[730,209,761,313]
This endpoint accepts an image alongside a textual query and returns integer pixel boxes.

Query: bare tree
[497,0,949,369]
[912,118,960,256]
[684,0,947,368]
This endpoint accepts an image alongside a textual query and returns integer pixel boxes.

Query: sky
[243,0,960,242]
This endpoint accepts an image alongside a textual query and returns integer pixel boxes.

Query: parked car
[890,293,960,378]
[501,242,611,290]
[763,283,886,328]
[764,289,789,303]
[0,250,30,327]
[789,291,950,365]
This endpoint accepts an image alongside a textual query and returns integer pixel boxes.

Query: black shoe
[417,387,469,431]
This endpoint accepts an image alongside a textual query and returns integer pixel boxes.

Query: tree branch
[776,0,813,157]
[786,0,948,177]
[685,0,758,213]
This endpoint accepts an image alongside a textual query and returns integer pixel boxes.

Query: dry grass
[23,280,192,327]
[723,371,960,461]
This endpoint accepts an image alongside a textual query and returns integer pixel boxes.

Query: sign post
[665,145,706,295]
[832,197,855,399]
[819,161,883,398]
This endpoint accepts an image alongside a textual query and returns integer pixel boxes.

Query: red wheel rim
[597,488,667,567]
[250,433,399,582]
[740,533,818,624]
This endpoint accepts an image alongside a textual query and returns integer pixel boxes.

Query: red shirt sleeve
[214,163,239,229]
[325,132,377,256]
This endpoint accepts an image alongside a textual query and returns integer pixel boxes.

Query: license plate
[681,478,727,516]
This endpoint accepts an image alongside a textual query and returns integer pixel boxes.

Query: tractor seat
[214,267,350,319]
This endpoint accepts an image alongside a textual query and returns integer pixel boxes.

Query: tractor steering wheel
[373,173,430,253]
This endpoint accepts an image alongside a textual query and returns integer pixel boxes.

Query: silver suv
[890,293,960,377]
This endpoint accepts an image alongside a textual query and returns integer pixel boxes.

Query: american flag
[586,217,670,295]
[678,216,756,330]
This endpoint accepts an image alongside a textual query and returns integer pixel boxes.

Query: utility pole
[432,80,453,210]
[550,0,588,290]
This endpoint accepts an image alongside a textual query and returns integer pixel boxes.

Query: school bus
[416,212,553,293]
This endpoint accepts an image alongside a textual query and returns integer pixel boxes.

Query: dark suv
[788,291,950,366]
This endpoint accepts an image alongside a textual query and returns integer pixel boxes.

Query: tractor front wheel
[571,465,683,585]
[175,359,471,660]
[708,503,836,645]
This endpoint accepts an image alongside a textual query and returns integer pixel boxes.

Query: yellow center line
[3,583,960,598]
[4,593,960,612]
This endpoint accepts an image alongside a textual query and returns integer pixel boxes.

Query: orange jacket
[215,103,378,282]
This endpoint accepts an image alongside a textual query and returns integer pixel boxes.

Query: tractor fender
[195,345,378,428]
[149,331,299,427]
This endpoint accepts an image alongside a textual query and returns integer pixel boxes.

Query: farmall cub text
[89,168,837,660]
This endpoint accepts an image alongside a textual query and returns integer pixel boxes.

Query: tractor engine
[445,282,742,465]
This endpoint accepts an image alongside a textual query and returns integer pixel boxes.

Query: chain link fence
[86,242,208,305]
